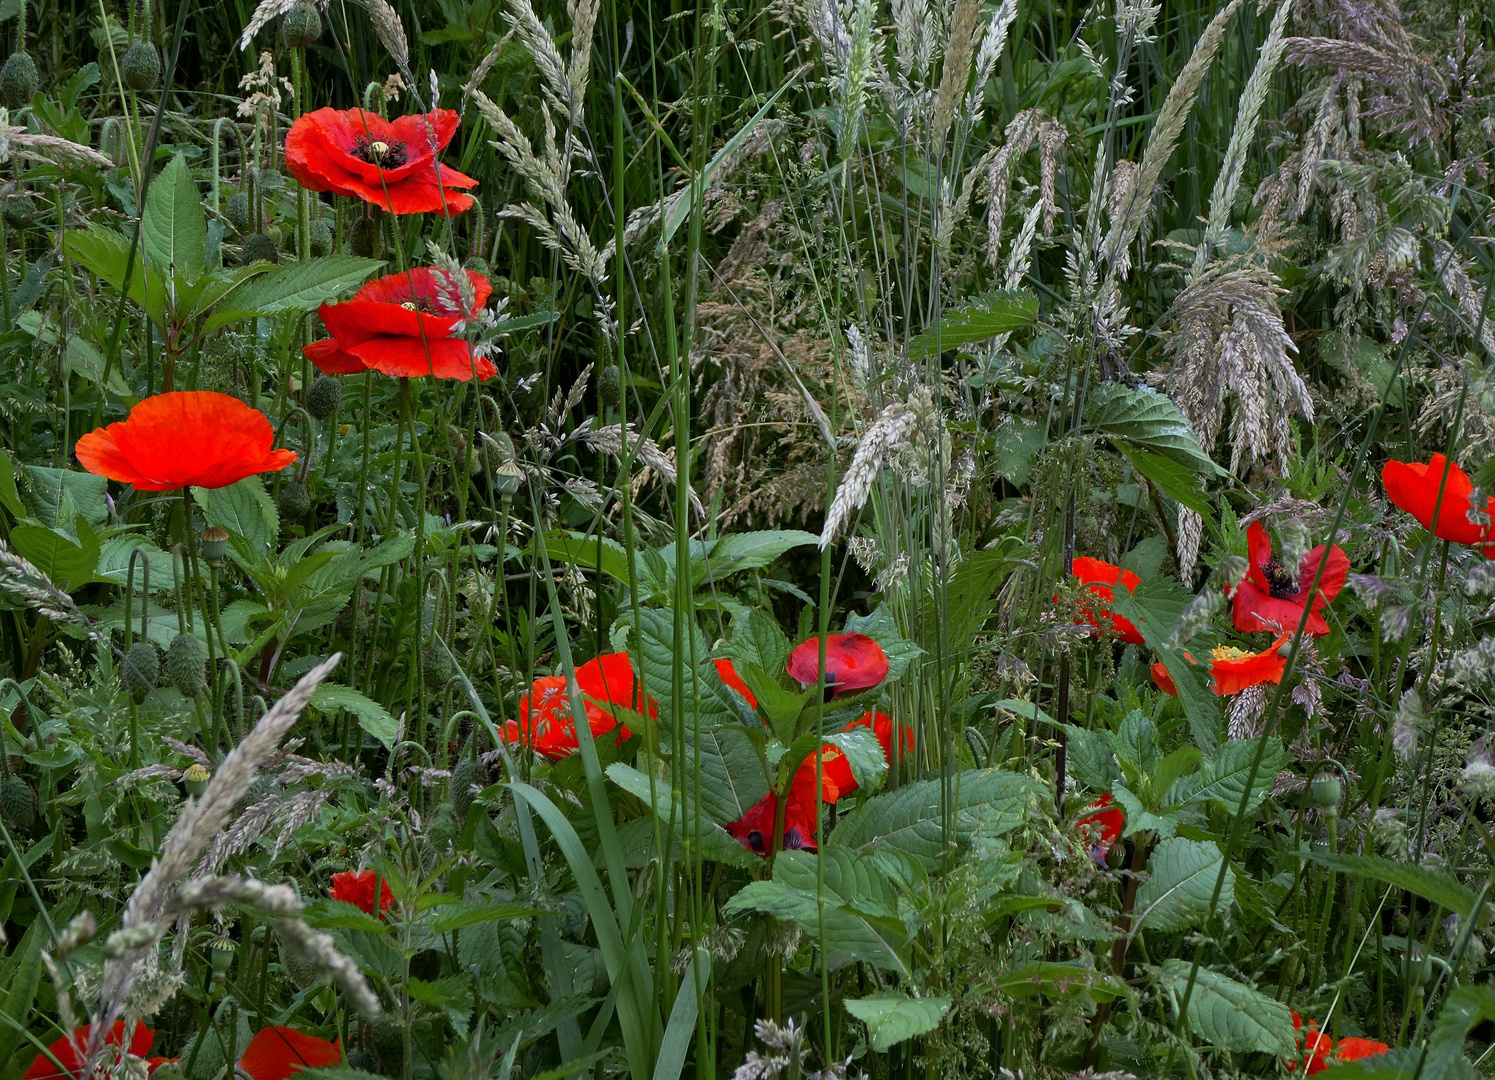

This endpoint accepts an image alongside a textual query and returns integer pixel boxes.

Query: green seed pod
[279,937,318,988]
[422,643,453,688]
[0,775,36,830]
[598,365,621,407]
[182,762,210,798]
[281,1,322,47]
[277,481,311,522]
[350,216,382,259]
[450,759,481,821]
[0,52,39,109]
[240,232,279,265]
[224,190,252,233]
[306,374,343,420]
[366,1015,405,1074]
[150,1066,187,1080]
[428,806,458,849]
[3,193,35,227]
[123,641,160,703]
[1310,773,1342,812]
[308,219,334,257]
[166,633,208,698]
[121,41,161,91]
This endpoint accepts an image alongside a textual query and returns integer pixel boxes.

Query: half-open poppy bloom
[285,107,477,215]
[1231,522,1349,638]
[786,632,889,695]
[328,869,393,919]
[1070,557,1144,645]
[503,653,655,760]
[75,392,297,491]
[1287,1012,1390,1074]
[1076,793,1124,865]
[1382,454,1495,555]
[715,658,757,708]
[238,1026,341,1080]
[23,1021,173,1080]
[305,268,496,381]
[1150,635,1289,697]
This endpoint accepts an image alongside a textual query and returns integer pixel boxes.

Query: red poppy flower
[22,1022,172,1080]
[1075,793,1124,864]
[1070,557,1144,645]
[285,107,477,215]
[328,870,393,919]
[304,267,496,381]
[1287,1013,1389,1074]
[1150,635,1289,697]
[75,392,297,491]
[1382,454,1495,555]
[503,653,656,760]
[237,1026,341,1080]
[715,658,757,708]
[727,774,822,855]
[786,632,889,695]
[1231,522,1349,637]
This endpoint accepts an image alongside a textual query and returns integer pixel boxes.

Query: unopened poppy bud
[224,190,251,232]
[281,0,322,47]
[200,525,229,565]
[306,374,342,420]
[307,219,333,256]
[210,935,236,975]
[121,40,161,91]
[240,231,279,265]
[350,215,382,258]
[0,52,38,109]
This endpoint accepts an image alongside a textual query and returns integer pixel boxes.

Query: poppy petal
[1244,521,1274,595]
[303,338,367,375]
[786,632,889,694]
[238,1025,342,1080]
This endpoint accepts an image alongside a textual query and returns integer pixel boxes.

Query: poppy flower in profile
[503,653,656,760]
[304,267,496,381]
[1382,454,1495,555]
[22,1021,173,1080]
[238,1026,341,1080]
[328,870,393,919]
[285,107,478,215]
[1287,1012,1389,1074]
[1075,794,1124,865]
[1150,635,1289,697]
[1070,557,1144,645]
[715,658,757,708]
[74,392,297,491]
[1231,522,1349,637]
[787,633,889,695]
[726,776,821,855]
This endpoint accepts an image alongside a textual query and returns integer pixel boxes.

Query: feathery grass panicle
[819,392,931,548]
[837,0,876,163]
[273,916,384,1016]
[237,0,299,50]
[356,0,410,70]
[930,0,982,158]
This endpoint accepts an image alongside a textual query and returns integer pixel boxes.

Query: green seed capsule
[0,52,39,109]
[121,41,161,91]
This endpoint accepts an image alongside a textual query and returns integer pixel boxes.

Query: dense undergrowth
[0,0,1493,1076]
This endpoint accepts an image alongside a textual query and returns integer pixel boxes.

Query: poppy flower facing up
[1231,522,1349,637]
[503,653,656,760]
[238,1025,341,1080]
[328,869,393,919]
[1382,454,1495,555]
[786,632,889,695]
[304,268,496,381]
[1075,794,1124,865]
[1150,635,1289,697]
[1070,557,1145,645]
[74,392,297,491]
[715,658,757,708]
[285,107,478,215]
[22,1021,172,1080]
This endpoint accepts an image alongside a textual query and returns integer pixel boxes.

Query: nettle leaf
[692,530,819,588]
[1192,736,1286,814]
[1134,838,1232,933]
[1062,724,1120,790]
[909,291,1038,359]
[142,154,206,282]
[1160,960,1295,1056]
[1088,382,1225,478]
[1424,982,1495,1078]
[208,256,386,329]
[991,960,1126,1002]
[605,763,757,867]
[1298,851,1485,923]
[845,992,951,1052]
[722,608,793,672]
[830,768,1042,870]
[1117,444,1213,517]
[843,605,923,681]
[310,684,398,750]
[824,726,887,791]
[1110,579,1223,752]
[196,476,278,552]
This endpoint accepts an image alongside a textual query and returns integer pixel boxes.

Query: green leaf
[63,228,169,330]
[845,992,952,1052]
[1109,578,1223,752]
[207,256,385,327]
[909,291,1039,358]
[605,762,757,867]
[1424,982,1495,1078]
[1088,383,1225,477]
[825,726,887,791]
[544,530,636,586]
[303,898,389,932]
[142,154,206,281]
[990,960,1125,1001]
[692,530,819,587]
[19,464,109,529]
[1062,724,1120,790]
[1298,851,1484,922]
[1117,444,1213,517]
[1191,736,1285,814]
[426,900,545,931]
[1134,837,1232,933]
[1159,960,1295,1056]
[197,476,278,552]
[310,684,398,750]
[9,524,100,589]
[830,768,1042,870]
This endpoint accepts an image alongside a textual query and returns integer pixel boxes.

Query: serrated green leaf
[824,725,887,791]
[1135,838,1232,933]
[910,291,1038,358]
[845,992,951,1052]
[1118,443,1213,517]
[426,900,544,931]
[197,476,278,552]
[1192,736,1285,814]
[1089,383,1225,477]
[1424,982,1495,1079]
[1160,960,1295,1056]
[991,960,1126,1001]
[9,524,100,590]
[693,530,819,586]
[1109,578,1223,752]
[208,256,385,327]
[1298,851,1484,922]
[605,762,757,867]
[142,154,205,281]
[310,684,397,750]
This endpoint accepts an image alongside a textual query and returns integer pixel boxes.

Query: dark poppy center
[399,294,437,313]
[1262,558,1299,599]
[353,135,409,168]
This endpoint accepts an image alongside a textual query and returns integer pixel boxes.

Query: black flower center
[1262,558,1299,599]
[353,135,408,168]
[399,295,436,313]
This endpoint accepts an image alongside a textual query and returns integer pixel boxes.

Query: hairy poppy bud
[121,41,161,91]
[224,190,251,232]
[367,1016,404,1073]
[306,374,342,420]
[0,51,38,109]
[0,775,36,829]
[281,1,322,47]
[307,219,333,257]
[598,364,621,406]
[450,758,481,821]
[422,643,453,687]
[277,480,311,522]
[166,633,208,698]
[240,231,279,265]
[123,641,160,703]
[349,215,382,258]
